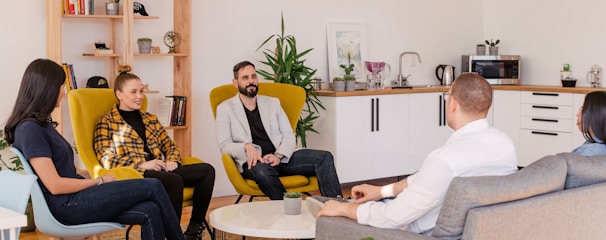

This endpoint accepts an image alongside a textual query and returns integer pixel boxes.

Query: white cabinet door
[408,92,452,174]
[373,94,410,178]
[308,94,410,183]
[492,90,521,160]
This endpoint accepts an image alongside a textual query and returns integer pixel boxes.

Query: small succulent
[485,39,500,47]
[284,192,302,198]
[137,37,152,42]
[332,77,345,81]
[477,43,485,46]
[340,63,355,75]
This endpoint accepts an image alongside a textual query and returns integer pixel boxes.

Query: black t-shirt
[244,104,276,156]
[14,120,83,212]
[119,109,154,160]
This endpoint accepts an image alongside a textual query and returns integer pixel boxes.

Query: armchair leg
[125,225,134,240]
[234,195,244,204]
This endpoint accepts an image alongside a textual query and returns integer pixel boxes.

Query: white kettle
[435,65,455,86]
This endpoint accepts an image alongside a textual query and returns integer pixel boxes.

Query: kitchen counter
[316,85,602,96]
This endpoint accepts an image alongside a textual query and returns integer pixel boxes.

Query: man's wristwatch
[97,176,104,185]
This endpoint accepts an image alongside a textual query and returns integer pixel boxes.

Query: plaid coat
[94,104,181,173]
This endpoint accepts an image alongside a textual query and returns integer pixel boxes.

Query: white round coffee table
[209,200,315,239]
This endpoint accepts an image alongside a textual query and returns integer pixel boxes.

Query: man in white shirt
[317,73,518,235]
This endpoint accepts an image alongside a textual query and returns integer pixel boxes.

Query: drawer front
[521,116,573,132]
[520,104,573,119]
[519,129,572,166]
[521,91,572,105]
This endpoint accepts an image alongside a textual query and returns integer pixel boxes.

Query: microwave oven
[461,55,520,84]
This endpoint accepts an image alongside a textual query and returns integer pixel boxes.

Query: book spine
[62,63,70,91]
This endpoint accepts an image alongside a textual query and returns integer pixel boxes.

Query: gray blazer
[215,94,296,172]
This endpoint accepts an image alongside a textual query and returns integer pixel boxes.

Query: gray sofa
[316,153,606,240]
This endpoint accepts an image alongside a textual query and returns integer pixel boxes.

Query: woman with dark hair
[572,91,606,156]
[4,59,184,240]
[94,65,215,240]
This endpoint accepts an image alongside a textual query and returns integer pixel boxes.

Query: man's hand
[262,154,281,167]
[244,143,263,169]
[139,160,167,171]
[351,184,384,203]
[317,200,359,220]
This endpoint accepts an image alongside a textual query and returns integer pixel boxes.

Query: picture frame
[327,22,368,82]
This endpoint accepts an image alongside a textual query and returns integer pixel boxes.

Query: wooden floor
[18,177,399,239]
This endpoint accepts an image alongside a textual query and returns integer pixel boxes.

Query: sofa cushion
[559,152,606,189]
[432,155,568,240]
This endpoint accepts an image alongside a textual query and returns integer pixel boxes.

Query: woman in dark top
[4,58,184,240]
[572,91,606,156]
[93,65,215,240]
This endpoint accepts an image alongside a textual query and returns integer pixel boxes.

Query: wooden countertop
[315,85,603,97]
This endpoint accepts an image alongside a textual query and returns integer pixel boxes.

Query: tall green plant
[256,14,324,148]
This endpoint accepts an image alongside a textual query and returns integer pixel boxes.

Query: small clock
[163,30,182,53]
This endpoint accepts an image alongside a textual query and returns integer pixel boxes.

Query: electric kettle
[435,65,455,86]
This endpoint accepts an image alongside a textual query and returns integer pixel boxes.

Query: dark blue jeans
[242,149,342,200]
[52,178,184,240]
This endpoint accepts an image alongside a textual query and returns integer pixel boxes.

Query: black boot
[184,221,204,240]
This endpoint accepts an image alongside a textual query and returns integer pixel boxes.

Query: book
[158,97,173,126]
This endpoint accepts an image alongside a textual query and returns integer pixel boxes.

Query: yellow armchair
[209,82,319,203]
[68,88,200,207]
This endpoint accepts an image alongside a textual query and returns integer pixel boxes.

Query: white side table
[0,207,27,240]
[210,200,315,239]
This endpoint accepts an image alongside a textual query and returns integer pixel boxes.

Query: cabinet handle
[531,118,558,123]
[439,95,443,126]
[532,92,559,97]
[371,98,375,132]
[532,105,559,110]
[531,131,558,136]
[376,98,380,131]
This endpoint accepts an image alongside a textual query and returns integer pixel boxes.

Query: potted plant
[137,37,152,54]
[105,0,119,15]
[485,39,500,56]
[283,192,303,215]
[341,63,356,91]
[332,77,345,92]
[0,135,35,232]
[256,13,325,148]
[476,43,486,55]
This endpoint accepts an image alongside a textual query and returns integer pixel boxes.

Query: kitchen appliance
[586,64,601,88]
[365,61,391,90]
[435,64,455,86]
[461,55,521,84]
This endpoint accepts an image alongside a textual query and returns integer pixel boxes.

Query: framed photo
[327,23,368,82]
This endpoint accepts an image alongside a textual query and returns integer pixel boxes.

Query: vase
[283,197,302,215]
[333,81,345,92]
[489,46,499,56]
[137,41,152,54]
[345,80,356,91]
[476,45,486,55]
[105,3,119,15]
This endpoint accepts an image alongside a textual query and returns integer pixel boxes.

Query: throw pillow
[561,152,606,189]
[432,155,567,240]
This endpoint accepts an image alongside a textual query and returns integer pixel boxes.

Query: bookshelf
[46,0,192,156]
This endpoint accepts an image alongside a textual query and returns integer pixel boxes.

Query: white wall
[484,0,606,86]
[4,0,602,197]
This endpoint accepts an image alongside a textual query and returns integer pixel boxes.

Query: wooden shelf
[82,53,121,57]
[63,14,159,19]
[165,125,188,130]
[47,0,192,156]
[135,53,188,57]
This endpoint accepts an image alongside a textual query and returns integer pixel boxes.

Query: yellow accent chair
[209,82,319,203]
[68,88,211,234]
